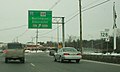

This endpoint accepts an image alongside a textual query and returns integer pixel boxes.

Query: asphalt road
[0,52,120,72]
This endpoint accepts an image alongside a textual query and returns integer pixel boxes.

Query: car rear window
[63,48,77,52]
[8,43,23,49]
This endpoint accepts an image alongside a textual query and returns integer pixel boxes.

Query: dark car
[49,50,56,56]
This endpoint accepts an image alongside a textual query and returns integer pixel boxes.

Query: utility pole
[113,2,117,51]
[62,17,65,47]
[79,0,83,54]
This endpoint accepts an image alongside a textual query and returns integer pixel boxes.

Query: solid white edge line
[82,59,120,67]
[30,63,35,67]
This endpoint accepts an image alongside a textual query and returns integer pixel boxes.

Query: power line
[12,0,62,42]
[32,35,63,42]
[30,0,101,41]
[3,0,61,38]
[17,29,28,38]
[12,29,28,42]
[30,25,62,42]
[49,0,61,10]
[0,0,61,32]
[65,0,111,23]
[0,25,27,31]
[38,25,61,37]
[37,17,62,37]
[39,36,62,39]
[66,0,100,19]
[1,0,62,42]
[82,0,111,12]
[29,0,111,41]
[65,12,79,23]
[35,0,62,38]
[31,0,62,43]
[82,0,101,9]
[36,0,111,38]
[0,0,110,43]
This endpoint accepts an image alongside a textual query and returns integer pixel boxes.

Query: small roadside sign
[101,31,109,39]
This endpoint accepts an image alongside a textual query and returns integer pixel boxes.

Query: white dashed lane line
[0,53,4,56]
[30,63,35,67]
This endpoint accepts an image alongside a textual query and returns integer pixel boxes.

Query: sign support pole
[36,28,38,49]
[52,17,65,48]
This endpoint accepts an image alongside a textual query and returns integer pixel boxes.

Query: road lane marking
[30,63,35,67]
[0,54,2,56]
[82,59,120,67]
[0,53,4,56]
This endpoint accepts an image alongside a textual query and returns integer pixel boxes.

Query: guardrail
[82,53,120,64]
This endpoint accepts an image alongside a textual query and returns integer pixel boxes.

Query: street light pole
[79,0,83,54]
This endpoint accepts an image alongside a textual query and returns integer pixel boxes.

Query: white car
[54,47,82,63]
[25,50,31,53]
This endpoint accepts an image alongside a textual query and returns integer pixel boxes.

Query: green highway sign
[28,10,52,29]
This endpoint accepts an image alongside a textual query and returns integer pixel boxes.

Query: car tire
[20,57,25,63]
[5,58,8,63]
[21,59,25,63]
[68,60,71,63]
[76,59,80,63]
[59,57,64,63]
[54,58,57,62]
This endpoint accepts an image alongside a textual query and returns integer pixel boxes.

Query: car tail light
[3,50,8,54]
[77,53,81,55]
[64,53,69,55]
[14,51,16,53]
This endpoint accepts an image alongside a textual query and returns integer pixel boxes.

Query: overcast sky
[0,0,120,43]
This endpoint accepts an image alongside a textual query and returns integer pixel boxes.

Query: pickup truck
[4,42,25,63]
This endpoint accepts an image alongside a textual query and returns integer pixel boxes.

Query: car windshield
[63,48,77,52]
[8,43,23,49]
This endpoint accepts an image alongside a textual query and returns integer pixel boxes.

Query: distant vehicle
[25,49,31,53]
[4,42,25,63]
[49,50,56,56]
[0,49,3,53]
[54,47,82,63]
